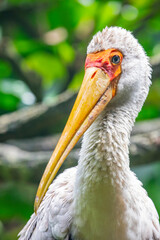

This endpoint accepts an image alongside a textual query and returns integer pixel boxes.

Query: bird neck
[76,104,137,185]
[72,105,138,239]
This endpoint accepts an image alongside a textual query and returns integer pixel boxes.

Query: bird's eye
[111,55,120,64]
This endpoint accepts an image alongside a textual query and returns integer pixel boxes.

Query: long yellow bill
[34,65,120,213]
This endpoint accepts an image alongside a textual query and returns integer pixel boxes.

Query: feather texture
[18,26,160,240]
[18,167,76,240]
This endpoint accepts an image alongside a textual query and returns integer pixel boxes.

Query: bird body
[73,109,159,240]
[19,27,160,240]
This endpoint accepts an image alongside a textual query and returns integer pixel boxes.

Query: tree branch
[0,58,159,142]
[0,118,160,183]
[0,91,76,141]
[151,54,160,80]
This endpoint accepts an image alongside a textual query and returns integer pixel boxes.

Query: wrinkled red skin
[85,48,123,81]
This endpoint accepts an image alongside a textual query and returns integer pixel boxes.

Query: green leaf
[25,52,66,87]
[47,0,84,31]
[69,70,84,90]
[97,1,122,30]
[0,91,20,112]
[0,182,35,220]
[0,62,12,79]
[13,39,45,56]
[137,105,160,121]
[57,42,75,63]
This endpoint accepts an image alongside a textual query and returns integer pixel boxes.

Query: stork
[18,26,160,240]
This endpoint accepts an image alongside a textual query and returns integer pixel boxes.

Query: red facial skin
[85,49,123,81]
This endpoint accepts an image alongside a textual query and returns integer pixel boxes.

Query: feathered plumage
[18,26,160,240]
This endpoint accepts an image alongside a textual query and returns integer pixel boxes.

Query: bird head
[34,27,151,212]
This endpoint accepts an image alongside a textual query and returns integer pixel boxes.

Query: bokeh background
[0,0,160,239]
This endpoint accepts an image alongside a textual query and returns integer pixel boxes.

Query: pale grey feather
[18,26,160,240]
[18,167,76,240]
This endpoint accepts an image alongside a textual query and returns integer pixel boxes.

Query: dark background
[0,0,160,239]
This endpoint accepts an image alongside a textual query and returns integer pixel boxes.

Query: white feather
[18,26,160,240]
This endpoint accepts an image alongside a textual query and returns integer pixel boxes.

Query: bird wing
[132,174,160,240]
[144,196,160,240]
[18,167,77,240]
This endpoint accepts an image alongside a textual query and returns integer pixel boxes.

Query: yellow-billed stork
[18,26,160,240]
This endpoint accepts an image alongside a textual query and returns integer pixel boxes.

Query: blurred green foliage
[0,0,160,239]
[0,0,160,115]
